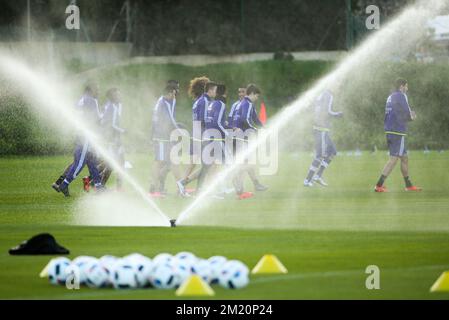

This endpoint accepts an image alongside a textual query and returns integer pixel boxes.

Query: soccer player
[53,82,104,197]
[97,88,126,189]
[228,87,246,125]
[150,81,187,197]
[180,77,217,190]
[230,84,267,199]
[304,88,343,187]
[374,78,421,192]
[197,83,230,195]
[229,87,268,192]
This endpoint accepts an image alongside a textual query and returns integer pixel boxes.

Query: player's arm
[217,103,229,136]
[112,104,126,133]
[326,93,343,117]
[167,102,180,131]
[396,94,414,122]
[250,105,264,128]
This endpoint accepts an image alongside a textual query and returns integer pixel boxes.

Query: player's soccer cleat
[51,183,61,193]
[303,179,313,187]
[374,185,388,193]
[238,192,254,200]
[255,183,268,192]
[149,191,165,199]
[82,176,91,193]
[405,185,422,192]
[59,184,70,197]
[313,176,328,186]
[95,185,107,193]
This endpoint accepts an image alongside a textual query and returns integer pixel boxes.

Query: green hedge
[0,93,71,155]
[1,60,449,155]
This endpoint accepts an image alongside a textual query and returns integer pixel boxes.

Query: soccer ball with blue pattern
[150,263,177,289]
[218,260,250,289]
[84,260,110,288]
[111,260,138,289]
[47,257,71,285]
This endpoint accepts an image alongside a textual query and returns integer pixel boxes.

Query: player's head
[164,82,178,99]
[238,87,246,100]
[216,84,227,102]
[106,88,120,103]
[205,81,218,99]
[85,81,99,98]
[167,80,180,96]
[246,84,261,102]
[395,78,408,93]
[188,76,210,99]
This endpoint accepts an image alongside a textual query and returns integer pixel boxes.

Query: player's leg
[59,141,89,197]
[304,131,324,186]
[313,133,336,186]
[375,134,401,192]
[170,163,189,197]
[399,138,421,191]
[375,156,399,192]
[247,166,268,191]
[86,151,103,191]
[52,162,73,192]
[150,141,164,194]
[158,162,170,195]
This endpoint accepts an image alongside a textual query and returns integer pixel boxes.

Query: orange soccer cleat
[82,177,91,192]
[238,192,254,200]
[374,185,388,193]
[405,185,422,192]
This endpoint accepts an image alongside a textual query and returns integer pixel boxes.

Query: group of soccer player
[304,77,421,192]
[51,76,421,199]
[149,77,268,200]
[51,77,269,200]
[52,83,126,197]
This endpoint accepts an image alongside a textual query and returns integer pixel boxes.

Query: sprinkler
[170,219,177,228]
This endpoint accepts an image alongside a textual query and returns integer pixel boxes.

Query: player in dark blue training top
[98,87,126,190]
[180,77,217,193]
[374,78,421,192]
[197,83,230,195]
[53,82,104,197]
[304,88,343,187]
[230,84,267,199]
[150,80,187,197]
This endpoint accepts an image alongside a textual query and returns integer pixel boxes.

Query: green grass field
[1,151,449,299]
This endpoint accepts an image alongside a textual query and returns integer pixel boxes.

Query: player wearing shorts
[304,89,343,187]
[374,78,421,192]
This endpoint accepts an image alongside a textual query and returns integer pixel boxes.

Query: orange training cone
[259,102,267,125]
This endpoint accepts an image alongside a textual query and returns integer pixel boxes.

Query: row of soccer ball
[45,252,250,290]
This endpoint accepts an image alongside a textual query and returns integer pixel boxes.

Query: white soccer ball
[47,257,71,285]
[98,255,119,285]
[111,260,138,289]
[66,256,98,285]
[124,255,153,288]
[153,253,173,266]
[84,260,110,288]
[123,253,147,261]
[218,260,250,289]
[192,259,212,283]
[172,258,194,287]
[208,256,227,284]
[175,251,197,264]
[150,263,177,289]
